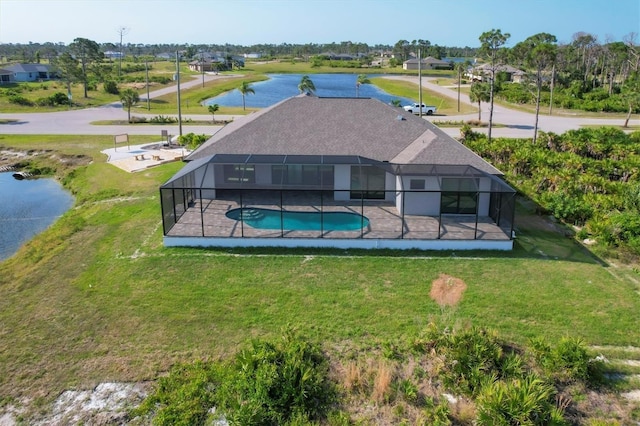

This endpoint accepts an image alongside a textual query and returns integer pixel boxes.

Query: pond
[0,172,74,261]
[204,74,415,108]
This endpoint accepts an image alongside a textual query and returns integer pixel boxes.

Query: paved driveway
[0,74,637,138]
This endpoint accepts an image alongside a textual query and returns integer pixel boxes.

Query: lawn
[0,134,639,405]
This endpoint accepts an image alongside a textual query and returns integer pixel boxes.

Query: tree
[68,37,103,98]
[479,29,510,142]
[238,81,255,111]
[355,74,370,97]
[513,33,557,145]
[52,52,80,106]
[120,88,140,122]
[297,75,316,94]
[621,72,640,127]
[208,104,219,123]
[469,82,490,121]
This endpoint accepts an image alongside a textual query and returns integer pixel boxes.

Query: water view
[0,172,74,261]
[204,74,415,108]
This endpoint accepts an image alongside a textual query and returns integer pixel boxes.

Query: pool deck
[102,142,188,173]
[166,194,512,242]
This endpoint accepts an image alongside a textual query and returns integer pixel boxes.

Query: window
[271,165,334,187]
[410,179,425,190]
[350,166,385,199]
[440,178,478,214]
[223,164,255,183]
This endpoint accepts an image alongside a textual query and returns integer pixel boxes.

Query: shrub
[215,330,335,425]
[8,94,33,106]
[132,361,221,426]
[128,116,147,123]
[419,397,452,426]
[149,115,177,124]
[529,337,603,384]
[103,80,119,94]
[475,374,565,426]
[178,133,208,150]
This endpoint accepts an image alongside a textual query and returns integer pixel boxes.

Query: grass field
[0,134,639,406]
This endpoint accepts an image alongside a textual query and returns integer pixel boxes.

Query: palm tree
[238,81,255,111]
[119,88,140,122]
[208,104,219,123]
[297,75,316,94]
[355,74,370,97]
[469,82,490,122]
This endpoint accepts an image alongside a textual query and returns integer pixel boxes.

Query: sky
[0,0,638,47]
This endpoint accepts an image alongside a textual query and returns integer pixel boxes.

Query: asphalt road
[0,73,637,138]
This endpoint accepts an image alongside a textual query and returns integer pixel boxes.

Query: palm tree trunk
[624,104,632,128]
[477,101,481,121]
[488,70,495,142]
[534,71,542,145]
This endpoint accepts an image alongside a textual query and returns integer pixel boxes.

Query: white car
[403,103,437,115]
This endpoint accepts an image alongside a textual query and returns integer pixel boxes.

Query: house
[0,68,14,84]
[160,96,516,250]
[403,56,452,70]
[188,59,223,72]
[468,64,526,83]
[104,51,124,59]
[4,63,56,82]
[244,53,262,59]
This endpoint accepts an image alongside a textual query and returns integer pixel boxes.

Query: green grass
[0,134,639,404]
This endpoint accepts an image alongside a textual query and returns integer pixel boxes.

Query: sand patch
[430,274,467,307]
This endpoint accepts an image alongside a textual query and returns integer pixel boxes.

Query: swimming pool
[226,207,369,231]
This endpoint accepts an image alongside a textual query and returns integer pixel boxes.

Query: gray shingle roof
[187,95,502,175]
[4,63,54,73]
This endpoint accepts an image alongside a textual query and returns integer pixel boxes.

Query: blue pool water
[226,207,369,231]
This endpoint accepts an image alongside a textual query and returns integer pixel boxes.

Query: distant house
[243,53,262,59]
[468,64,526,83]
[188,59,223,72]
[104,51,124,59]
[403,57,452,70]
[4,63,56,82]
[0,68,14,84]
[160,96,516,251]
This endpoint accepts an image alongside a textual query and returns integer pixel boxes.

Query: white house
[4,63,56,82]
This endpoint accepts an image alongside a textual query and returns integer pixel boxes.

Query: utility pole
[117,26,129,78]
[145,60,150,110]
[201,51,205,88]
[418,48,423,117]
[176,51,183,137]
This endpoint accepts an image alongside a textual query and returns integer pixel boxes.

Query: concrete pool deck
[101,142,189,173]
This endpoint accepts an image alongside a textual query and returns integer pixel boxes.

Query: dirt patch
[430,274,467,307]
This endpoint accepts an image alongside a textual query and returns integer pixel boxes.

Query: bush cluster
[134,330,335,425]
[178,133,208,150]
[496,82,638,114]
[462,127,640,254]
[133,327,605,425]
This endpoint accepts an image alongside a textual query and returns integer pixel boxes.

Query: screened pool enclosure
[160,154,516,250]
